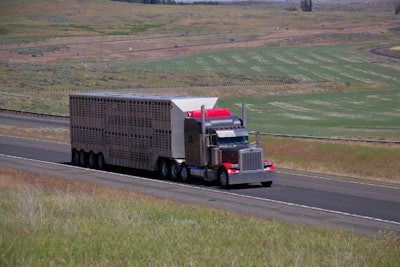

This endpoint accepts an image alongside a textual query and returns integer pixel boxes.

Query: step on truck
[69,92,275,188]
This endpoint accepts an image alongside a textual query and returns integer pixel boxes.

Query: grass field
[2,43,400,138]
[2,85,399,139]
[1,0,397,40]
[120,44,400,138]
[1,168,399,266]
[128,45,400,88]
[220,89,400,138]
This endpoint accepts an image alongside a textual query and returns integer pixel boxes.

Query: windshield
[218,136,248,147]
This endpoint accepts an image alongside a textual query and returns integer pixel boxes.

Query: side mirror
[249,131,261,147]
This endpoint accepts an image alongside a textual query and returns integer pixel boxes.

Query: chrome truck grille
[239,148,264,171]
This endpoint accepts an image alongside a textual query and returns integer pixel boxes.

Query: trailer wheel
[97,153,105,170]
[218,168,229,189]
[158,158,169,180]
[72,149,80,166]
[180,164,190,183]
[79,150,87,167]
[169,160,180,181]
[88,151,96,169]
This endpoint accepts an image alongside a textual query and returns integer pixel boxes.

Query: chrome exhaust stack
[200,105,208,166]
[242,102,247,128]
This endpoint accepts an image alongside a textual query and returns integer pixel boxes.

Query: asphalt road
[0,113,69,128]
[1,114,400,237]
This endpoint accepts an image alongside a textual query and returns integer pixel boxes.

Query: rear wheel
[88,151,96,169]
[79,150,87,167]
[169,160,180,181]
[71,149,80,166]
[97,153,105,170]
[218,168,229,189]
[158,158,169,180]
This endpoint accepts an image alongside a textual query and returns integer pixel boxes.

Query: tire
[169,160,180,181]
[97,153,105,170]
[88,151,96,169]
[72,149,80,166]
[218,168,229,189]
[261,181,273,187]
[180,164,190,183]
[79,150,87,167]
[158,158,169,180]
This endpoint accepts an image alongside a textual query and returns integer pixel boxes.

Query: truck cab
[183,106,275,188]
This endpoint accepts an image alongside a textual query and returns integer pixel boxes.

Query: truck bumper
[229,170,276,185]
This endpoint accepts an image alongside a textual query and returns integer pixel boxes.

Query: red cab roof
[187,108,231,118]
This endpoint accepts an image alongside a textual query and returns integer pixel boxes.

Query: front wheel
[218,168,229,189]
[180,164,190,183]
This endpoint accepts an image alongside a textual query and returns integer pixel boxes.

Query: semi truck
[69,92,275,188]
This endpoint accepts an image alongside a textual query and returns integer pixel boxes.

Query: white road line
[278,170,400,190]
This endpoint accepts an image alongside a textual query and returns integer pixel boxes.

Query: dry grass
[1,167,399,266]
[0,0,397,64]
[260,136,400,184]
[0,124,69,142]
[0,167,152,201]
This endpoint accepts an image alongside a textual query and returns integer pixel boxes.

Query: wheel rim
[72,149,79,166]
[170,161,179,181]
[79,150,86,167]
[219,170,229,188]
[160,160,169,179]
[97,153,105,170]
[180,165,188,182]
[88,152,96,169]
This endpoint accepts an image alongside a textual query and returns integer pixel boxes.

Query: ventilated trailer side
[70,92,217,171]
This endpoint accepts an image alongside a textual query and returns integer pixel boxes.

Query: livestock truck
[69,92,275,188]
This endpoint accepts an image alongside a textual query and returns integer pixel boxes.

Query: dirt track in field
[1,20,397,65]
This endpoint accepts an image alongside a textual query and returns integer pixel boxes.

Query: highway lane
[1,134,400,236]
[0,135,70,163]
[0,113,69,129]
[234,174,400,223]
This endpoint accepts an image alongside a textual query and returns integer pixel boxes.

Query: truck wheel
[72,149,80,166]
[158,159,169,180]
[79,150,87,167]
[97,153,105,170]
[180,164,190,183]
[169,160,180,181]
[218,168,229,189]
[88,151,96,169]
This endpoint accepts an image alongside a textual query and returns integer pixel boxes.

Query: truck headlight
[230,163,239,169]
[263,160,272,167]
